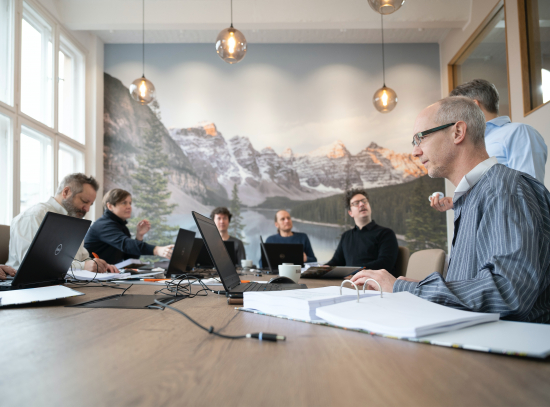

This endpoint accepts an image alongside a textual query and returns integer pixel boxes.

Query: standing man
[326,189,399,276]
[266,210,317,264]
[7,173,118,273]
[210,207,246,263]
[431,79,547,211]
[352,97,550,323]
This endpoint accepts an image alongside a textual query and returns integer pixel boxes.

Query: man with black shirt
[326,188,399,276]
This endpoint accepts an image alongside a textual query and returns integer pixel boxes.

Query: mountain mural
[169,123,427,206]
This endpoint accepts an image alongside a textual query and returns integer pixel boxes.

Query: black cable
[381,14,386,86]
[230,0,233,28]
[154,300,286,342]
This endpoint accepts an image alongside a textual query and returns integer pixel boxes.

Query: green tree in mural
[129,124,178,247]
[229,184,246,243]
[405,178,447,254]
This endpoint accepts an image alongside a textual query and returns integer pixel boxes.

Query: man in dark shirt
[266,210,317,264]
[326,188,399,276]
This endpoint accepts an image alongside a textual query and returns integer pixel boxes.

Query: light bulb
[216,27,247,64]
[129,75,156,105]
[367,0,405,15]
[373,86,397,113]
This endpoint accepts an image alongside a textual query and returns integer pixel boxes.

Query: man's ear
[62,187,72,200]
[453,121,467,145]
[348,209,353,218]
[472,99,481,107]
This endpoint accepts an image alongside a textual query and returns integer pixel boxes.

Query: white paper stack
[316,291,500,338]
[0,285,84,307]
[66,270,131,281]
[243,286,383,321]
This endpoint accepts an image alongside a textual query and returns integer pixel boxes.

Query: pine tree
[405,178,447,253]
[129,124,178,247]
[229,184,246,243]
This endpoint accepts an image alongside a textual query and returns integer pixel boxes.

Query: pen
[240,280,251,283]
[143,278,171,282]
[92,252,100,259]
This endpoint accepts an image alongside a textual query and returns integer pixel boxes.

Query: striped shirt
[394,164,550,324]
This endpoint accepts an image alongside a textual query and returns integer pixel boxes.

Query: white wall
[439,0,550,250]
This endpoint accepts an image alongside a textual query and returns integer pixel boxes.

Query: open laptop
[195,239,237,267]
[165,228,197,277]
[0,212,91,291]
[192,211,306,295]
[260,239,304,272]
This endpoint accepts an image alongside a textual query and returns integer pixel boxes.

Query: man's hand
[84,259,119,273]
[136,219,151,240]
[0,265,16,280]
[430,194,454,212]
[154,245,174,259]
[350,269,397,293]
[303,252,308,263]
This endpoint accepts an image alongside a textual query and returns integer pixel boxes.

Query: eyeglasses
[350,198,368,208]
[411,123,456,147]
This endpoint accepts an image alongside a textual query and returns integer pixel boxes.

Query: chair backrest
[394,246,410,277]
[0,224,10,265]
[406,249,446,280]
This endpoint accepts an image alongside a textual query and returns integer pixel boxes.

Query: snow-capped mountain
[169,123,427,205]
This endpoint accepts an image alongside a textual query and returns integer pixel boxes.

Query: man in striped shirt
[351,96,550,324]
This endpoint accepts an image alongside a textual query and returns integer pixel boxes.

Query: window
[450,4,509,116]
[58,36,85,143]
[58,142,84,182]
[519,0,550,114]
[21,1,53,127]
[0,0,14,106]
[0,113,13,224]
[20,125,53,214]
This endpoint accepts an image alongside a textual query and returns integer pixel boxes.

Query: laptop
[0,212,91,291]
[260,240,304,272]
[192,211,306,295]
[165,228,197,277]
[195,239,237,267]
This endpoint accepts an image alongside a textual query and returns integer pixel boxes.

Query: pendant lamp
[373,15,397,113]
[216,0,247,64]
[129,0,156,105]
[368,0,405,15]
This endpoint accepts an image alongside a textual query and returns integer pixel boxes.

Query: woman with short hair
[84,188,173,264]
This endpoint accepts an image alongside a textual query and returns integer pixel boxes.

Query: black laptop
[195,239,237,267]
[165,228,197,277]
[0,212,91,291]
[260,239,304,272]
[192,211,306,295]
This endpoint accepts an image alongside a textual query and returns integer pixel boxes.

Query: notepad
[66,270,131,281]
[0,285,84,307]
[315,291,500,338]
[243,286,383,321]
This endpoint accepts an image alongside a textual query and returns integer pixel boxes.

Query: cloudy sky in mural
[104,43,440,155]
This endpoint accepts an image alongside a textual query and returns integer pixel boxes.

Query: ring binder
[340,279,383,302]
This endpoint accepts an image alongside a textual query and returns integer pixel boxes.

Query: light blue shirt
[485,116,547,183]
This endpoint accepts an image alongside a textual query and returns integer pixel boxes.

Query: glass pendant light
[216,0,247,64]
[373,15,397,113]
[367,0,405,15]
[129,0,156,104]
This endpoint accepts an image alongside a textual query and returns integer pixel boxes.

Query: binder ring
[362,278,383,298]
[340,280,361,302]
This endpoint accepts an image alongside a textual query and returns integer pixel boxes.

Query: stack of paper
[243,286,383,321]
[0,285,84,307]
[66,270,131,281]
[316,291,500,338]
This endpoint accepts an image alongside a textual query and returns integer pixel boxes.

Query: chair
[0,224,10,264]
[394,246,410,277]
[406,249,446,280]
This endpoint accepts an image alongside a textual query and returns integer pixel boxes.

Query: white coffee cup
[241,259,253,268]
[278,264,301,284]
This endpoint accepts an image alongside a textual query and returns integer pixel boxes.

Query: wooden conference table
[1,274,550,407]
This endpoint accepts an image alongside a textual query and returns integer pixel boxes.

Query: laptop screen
[192,212,240,290]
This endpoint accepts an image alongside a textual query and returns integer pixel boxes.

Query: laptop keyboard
[0,280,13,286]
[233,282,283,292]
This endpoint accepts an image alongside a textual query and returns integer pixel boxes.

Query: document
[66,269,131,281]
[0,285,84,307]
[114,259,145,269]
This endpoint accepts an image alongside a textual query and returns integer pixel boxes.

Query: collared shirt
[485,116,547,183]
[394,164,550,323]
[326,220,399,276]
[7,197,90,270]
[453,157,498,202]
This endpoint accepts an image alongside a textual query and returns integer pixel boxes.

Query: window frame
[0,0,87,224]
[447,0,511,120]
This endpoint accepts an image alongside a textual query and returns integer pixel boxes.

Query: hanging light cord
[142,0,145,76]
[381,14,386,87]
[230,0,233,28]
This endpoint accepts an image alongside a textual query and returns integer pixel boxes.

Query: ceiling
[54,0,474,44]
